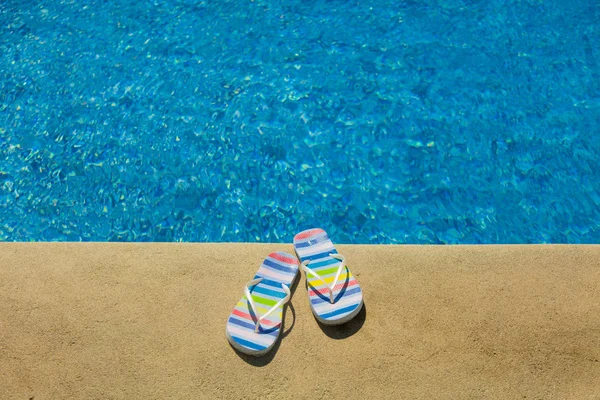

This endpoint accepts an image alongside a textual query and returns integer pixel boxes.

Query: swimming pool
[1,0,599,243]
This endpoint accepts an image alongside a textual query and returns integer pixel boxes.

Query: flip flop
[226,252,299,356]
[293,228,364,325]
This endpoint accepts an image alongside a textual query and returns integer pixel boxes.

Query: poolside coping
[1,243,599,399]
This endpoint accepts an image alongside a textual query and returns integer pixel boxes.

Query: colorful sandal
[226,252,299,356]
[293,228,364,325]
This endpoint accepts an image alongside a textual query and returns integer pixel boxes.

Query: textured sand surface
[1,243,599,399]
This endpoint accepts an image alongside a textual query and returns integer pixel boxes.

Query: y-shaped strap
[301,253,346,304]
[244,278,291,333]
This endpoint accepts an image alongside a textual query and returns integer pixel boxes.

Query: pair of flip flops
[226,228,365,356]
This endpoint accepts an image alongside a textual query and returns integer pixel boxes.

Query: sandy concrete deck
[1,243,599,399]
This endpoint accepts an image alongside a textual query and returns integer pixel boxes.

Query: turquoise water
[1,0,599,243]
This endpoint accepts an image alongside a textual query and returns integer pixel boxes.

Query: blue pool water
[1,0,599,243]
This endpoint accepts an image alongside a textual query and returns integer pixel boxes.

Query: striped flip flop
[293,228,364,325]
[226,252,299,356]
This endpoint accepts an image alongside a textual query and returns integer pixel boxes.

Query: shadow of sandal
[315,302,367,340]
